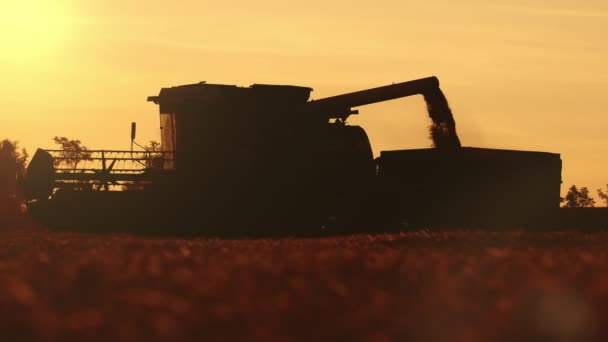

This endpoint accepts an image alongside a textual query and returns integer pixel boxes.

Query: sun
[0,1,72,62]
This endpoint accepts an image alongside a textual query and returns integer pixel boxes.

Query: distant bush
[598,185,608,207]
[52,136,91,169]
[144,140,163,169]
[0,139,28,226]
[122,140,162,191]
[562,185,595,208]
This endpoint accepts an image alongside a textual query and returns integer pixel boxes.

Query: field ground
[2,220,608,341]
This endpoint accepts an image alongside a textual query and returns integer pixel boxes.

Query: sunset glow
[2,0,608,198]
[0,1,72,62]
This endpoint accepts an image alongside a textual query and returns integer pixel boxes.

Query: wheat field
[1,219,608,341]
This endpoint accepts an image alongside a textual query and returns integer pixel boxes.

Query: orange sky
[1,0,607,199]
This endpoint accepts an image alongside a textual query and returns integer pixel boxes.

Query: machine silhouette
[22,76,579,234]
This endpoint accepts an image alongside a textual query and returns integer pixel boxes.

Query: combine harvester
[21,76,604,233]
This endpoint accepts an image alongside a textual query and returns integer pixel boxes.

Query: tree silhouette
[52,136,91,169]
[145,140,161,152]
[122,140,162,191]
[0,139,28,176]
[598,184,608,207]
[144,140,163,169]
[0,139,28,215]
[562,185,595,208]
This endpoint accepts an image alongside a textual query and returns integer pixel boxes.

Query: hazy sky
[1,0,607,197]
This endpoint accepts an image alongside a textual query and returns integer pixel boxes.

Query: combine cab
[23,76,565,233]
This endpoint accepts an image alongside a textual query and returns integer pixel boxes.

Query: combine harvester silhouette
[21,76,606,234]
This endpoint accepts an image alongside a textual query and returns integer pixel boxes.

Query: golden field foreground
[2,221,608,341]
